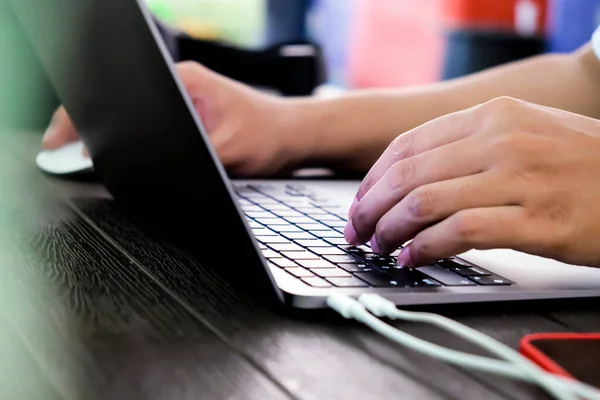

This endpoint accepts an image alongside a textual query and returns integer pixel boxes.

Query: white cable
[358,294,575,400]
[326,294,600,400]
[357,294,600,400]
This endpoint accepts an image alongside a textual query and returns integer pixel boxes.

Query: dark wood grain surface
[1,130,599,400]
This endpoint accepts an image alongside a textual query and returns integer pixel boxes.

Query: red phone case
[519,332,600,379]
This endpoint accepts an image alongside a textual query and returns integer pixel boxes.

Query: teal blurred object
[0,0,59,130]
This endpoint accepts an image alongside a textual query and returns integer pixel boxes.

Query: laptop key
[311,268,352,278]
[260,203,290,211]
[418,266,477,286]
[261,250,280,259]
[296,239,330,247]
[271,225,303,233]
[245,211,277,219]
[270,258,298,268]
[302,277,332,288]
[284,216,317,224]
[469,275,513,286]
[251,227,276,236]
[269,243,304,252]
[327,277,370,288]
[281,231,317,240]
[325,237,350,246]
[258,243,268,250]
[353,272,410,288]
[324,255,362,264]
[297,223,331,231]
[389,268,441,287]
[286,268,315,278]
[248,221,263,229]
[308,247,347,256]
[297,259,337,269]
[282,251,320,260]
[256,236,290,244]
[273,210,305,218]
[313,214,343,222]
[242,205,263,212]
[256,217,289,226]
[314,230,344,238]
[338,263,373,273]
[448,266,492,277]
[323,220,347,228]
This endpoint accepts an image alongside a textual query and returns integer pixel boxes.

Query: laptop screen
[7,0,283,304]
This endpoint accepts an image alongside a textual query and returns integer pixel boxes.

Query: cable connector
[358,293,398,317]
[326,294,367,320]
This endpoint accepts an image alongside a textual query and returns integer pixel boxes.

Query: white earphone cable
[326,294,600,400]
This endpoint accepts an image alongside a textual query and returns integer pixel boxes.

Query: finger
[347,135,487,245]
[353,107,482,209]
[396,206,533,267]
[42,107,78,149]
[372,172,526,254]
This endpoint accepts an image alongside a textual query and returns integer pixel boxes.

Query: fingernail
[344,218,359,245]
[349,197,359,218]
[396,247,413,268]
[370,235,380,254]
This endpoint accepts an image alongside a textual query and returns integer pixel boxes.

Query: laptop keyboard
[235,184,514,289]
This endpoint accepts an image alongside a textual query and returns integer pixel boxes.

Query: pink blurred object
[347,0,446,89]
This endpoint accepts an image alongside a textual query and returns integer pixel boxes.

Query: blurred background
[144,0,600,91]
[3,0,600,131]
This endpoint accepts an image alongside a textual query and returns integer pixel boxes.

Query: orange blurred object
[347,0,548,89]
[443,0,548,34]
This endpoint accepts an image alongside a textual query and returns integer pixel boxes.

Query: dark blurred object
[547,0,600,53]
[154,17,325,96]
[441,30,545,80]
[177,37,326,96]
[265,0,311,46]
[0,0,59,131]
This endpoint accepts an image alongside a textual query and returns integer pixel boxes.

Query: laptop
[9,0,600,309]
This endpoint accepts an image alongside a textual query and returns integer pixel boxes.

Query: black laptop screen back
[8,0,283,305]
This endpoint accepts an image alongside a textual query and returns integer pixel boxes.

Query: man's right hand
[42,61,308,177]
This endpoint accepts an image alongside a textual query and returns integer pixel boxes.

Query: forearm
[289,45,600,172]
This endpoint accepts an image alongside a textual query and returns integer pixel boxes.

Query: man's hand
[345,97,600,269]
[42,62,307,176]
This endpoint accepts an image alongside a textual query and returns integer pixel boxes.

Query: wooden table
[1,130,599,400]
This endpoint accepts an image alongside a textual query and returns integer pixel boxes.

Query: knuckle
[357,177,376,200]
[482,96,522,114]
[352,205,372,232]
[407,188,438,220]
[388,160,416,192]
[390,132,415,161]
[375,219,396,246]
[451,212,483,245]
[409,240,432,262]
[533,196,572,225]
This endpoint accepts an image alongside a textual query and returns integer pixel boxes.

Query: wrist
[280,94,394,172]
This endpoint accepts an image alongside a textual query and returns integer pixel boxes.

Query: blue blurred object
[306,0,356,87]
[547,0,600,53]
[265,0,311,45]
